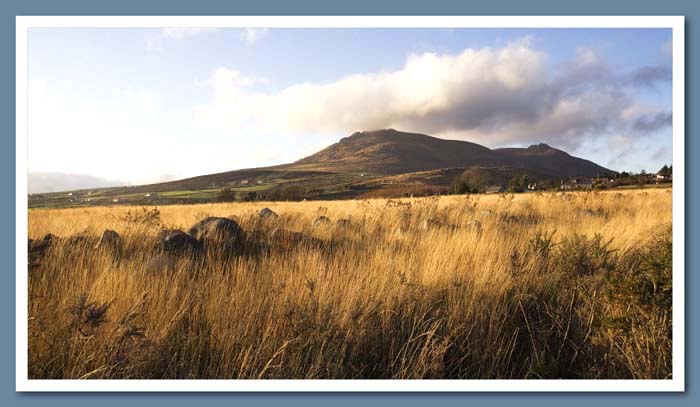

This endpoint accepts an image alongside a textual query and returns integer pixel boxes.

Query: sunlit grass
[27,188,672,379]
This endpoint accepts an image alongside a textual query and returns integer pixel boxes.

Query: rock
[144,253,177,274]
[156,228,181,241]
[269,228,325,250]
[156,230,202,255]
[336,218,352,226]
[41,233,57,244]
[312,216,331,227]
[64,235,94,249]
[28,234,56,266]
[188,217,244,246]
[259,208,279,219]
[95,229,121,250]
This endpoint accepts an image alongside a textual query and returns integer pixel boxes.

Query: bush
[216,188,236,202]
[554,233,616,276]
[119,207,162,228]
[605,230,672,311]
[599,228,672,378]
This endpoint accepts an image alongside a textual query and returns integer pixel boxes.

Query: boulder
[28,233,56,266]
[188,217,244,246]
[144,253,177,274]
[64,235,94,249]
[95,229,121,250]
[269,228,325,250]
[155,230,202,255]
[259,208,279,219]
[156,228,181,241]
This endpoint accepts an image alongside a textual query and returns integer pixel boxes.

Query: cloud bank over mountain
[196,38,671,151]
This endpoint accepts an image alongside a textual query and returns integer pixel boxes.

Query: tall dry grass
[27,189,672,379]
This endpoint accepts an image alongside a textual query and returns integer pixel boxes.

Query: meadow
[27,189,673,379]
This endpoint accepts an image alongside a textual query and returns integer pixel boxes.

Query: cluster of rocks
[418,218,482,233]
[312,215,354,228]
[28,209,292,272]
[29,216,247,266]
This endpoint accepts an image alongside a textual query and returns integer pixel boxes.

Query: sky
[27,27,673,192]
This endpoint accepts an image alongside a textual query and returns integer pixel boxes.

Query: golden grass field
[27,189,673,379]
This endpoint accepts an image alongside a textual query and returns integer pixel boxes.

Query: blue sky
[28,27,673,189]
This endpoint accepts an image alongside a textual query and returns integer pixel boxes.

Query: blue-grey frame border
[1,1,697,406]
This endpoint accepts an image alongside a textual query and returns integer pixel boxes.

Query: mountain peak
[527,143,553,151]
[346,128,401,139]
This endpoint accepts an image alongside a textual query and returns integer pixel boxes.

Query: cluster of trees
[507,175,531,193]
[451,167,551,194]
[215,185,311,203]
[613,164,672,187]
[451,167,497,193]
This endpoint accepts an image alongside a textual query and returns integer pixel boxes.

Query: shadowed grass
[28,189,672,379]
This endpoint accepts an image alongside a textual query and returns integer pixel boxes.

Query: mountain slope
[295,129,502,174]
[294,129,615,178]
[494,143,615,178]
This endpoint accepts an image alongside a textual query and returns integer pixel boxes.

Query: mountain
[295,129,500,174]
[295,129,614,178]
[30,129,617,206]
[494,143,615,178]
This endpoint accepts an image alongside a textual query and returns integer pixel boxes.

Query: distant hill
[28,172,126,194]
[29,129,617,206]
[295,129,614,177]
[294,129,500,174]
[494,142,615,178]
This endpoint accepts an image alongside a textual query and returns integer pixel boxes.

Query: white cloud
[194,38,671,151]
[241,28,269,45]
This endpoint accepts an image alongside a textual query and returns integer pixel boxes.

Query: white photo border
[15,15,685,392]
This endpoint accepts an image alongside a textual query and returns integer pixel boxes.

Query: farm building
[485,185,505,194]
[656,174,672,183]
[562,177,593,190]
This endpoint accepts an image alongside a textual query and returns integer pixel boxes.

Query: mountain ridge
[30,129,618,204]
[294,128,614,178]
